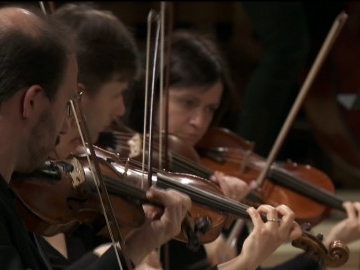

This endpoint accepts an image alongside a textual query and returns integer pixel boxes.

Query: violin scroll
[292,228,349,268]
[326,240,350,268]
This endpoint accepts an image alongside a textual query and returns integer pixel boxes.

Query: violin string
[122,134,346,213]
[109,131,251,164]
[103,131,345,212]
[103,122,342,209]
[102,173,147,200]
[107,131,213,176]
[107,156,264,220]
[156,172,250,218]
[269,168,344,211]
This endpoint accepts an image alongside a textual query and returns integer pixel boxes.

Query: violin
[196,126,346,226]
[10,149,227,250]
[10,158,146,238]
[10,148,350,267]
[98,121,345,226]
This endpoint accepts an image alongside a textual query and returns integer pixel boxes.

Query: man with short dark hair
[0,5,78,270]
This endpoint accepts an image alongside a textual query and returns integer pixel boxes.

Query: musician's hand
[144,187,191,245]
[211,171,250,202]
[324,201,360,247]
[204,233,237,266]
[135,250,163,270]
[228,204,301,270]
[126,187,191,265]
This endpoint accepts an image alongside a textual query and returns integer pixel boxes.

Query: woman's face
[158,80,223,147]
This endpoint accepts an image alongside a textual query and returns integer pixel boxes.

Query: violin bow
[158,4,174,270]
[142,3,174,269]
[142,2,173,182]
[39,3,132,269]
[142,8,160,188]
[39,1,55,14]
[255,12,348,187]
[159,1,174,172]
[226,11,348,256]
[69,95,132,270]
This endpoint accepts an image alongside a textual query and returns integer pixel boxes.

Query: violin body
[10,158,146,237]
[196,126,340,226]
[11,147,228,248]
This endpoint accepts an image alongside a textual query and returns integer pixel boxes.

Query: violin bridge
[68,157,86,188]
[127,133,141,158]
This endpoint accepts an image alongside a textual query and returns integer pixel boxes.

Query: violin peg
[316,233,324,241]
[300,222,312,232]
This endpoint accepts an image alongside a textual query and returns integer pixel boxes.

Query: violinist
[36,3,191,270]
[0,4,173,270]
[0,5,79,269]
[43,3,302,270]
[125,30,360,269]
[125,28,285,269]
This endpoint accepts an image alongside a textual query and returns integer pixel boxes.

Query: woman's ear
[22,85,43,119]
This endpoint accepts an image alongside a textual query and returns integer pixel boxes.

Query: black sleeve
[160,240,209,270]
[259,253,322,270]
[0,203,49,270]
[88,247,135,270]
[63,252,98,270]
[204,253,320,270]
[0,246,26,270]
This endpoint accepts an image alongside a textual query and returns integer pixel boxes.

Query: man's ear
[22,85,44,119]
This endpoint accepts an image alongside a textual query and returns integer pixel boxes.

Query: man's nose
[113,98,126,118]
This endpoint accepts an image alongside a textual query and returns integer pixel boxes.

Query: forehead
[96,79,129,96]
[169,81,223,101]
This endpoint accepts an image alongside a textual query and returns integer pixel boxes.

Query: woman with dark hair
[124,30,239,141]
[125,30,360,270]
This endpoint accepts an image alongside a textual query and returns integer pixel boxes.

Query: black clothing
[0,174,50,270]
[33,224,134,270]
[35,225,109,270]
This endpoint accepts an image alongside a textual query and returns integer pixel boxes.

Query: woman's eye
[206,106,218,115]
[177,98,197,109]
[182,99,194,107]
